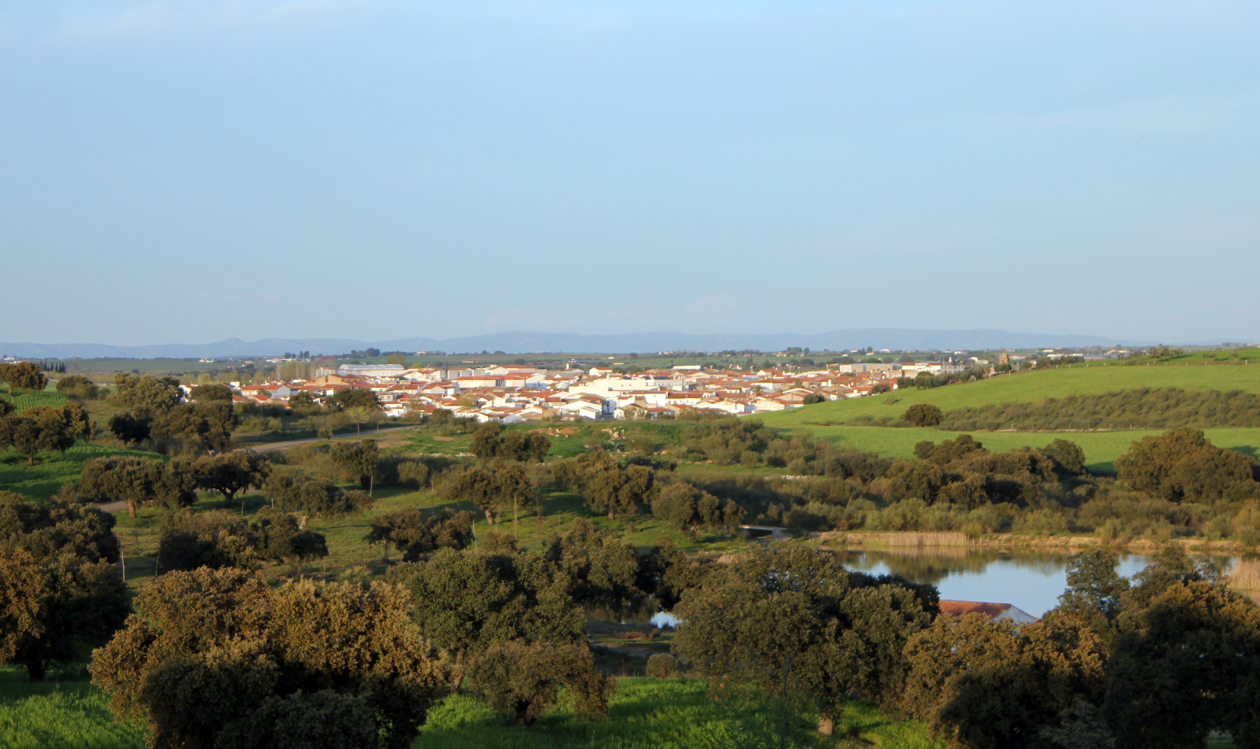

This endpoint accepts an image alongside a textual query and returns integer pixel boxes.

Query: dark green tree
[1115,428,1259,502]
[392,547,585,690]
[468,640,615,726]
[0,492,129,681]
[0,362,47,393]
[673,544,935,736]
[651,482,745,537]
[287,390,316,410]
[1103,580,1260,749]
[188,450,271,508]
[112,373,182,417]
[107,413,151,445]
[330,440,380,492]
[904,403,944,427]
[90,568,446,749]
[904,613,1108,749]
[1057,549,1129,625]
[264,473,373,519]
[79,455,196,518]
[189,384,233,402]
[252,506,328,567]
[365,508,474,562]
[158,510,261,572]
[55,374,99,400]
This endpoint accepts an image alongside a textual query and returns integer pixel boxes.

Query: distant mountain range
[0,329,1164,359]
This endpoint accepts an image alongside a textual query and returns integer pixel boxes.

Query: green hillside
[760,359,1260,472]
[781,425,1260,473]
[764,362,1260,427]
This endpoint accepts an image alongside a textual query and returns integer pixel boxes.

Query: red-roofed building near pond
[938,600,1037,624]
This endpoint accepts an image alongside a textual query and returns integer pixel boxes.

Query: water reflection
[835,549,1242,617]
[585,551,1253,625]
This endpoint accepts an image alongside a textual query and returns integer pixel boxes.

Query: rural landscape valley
[2,342,1260,748]
[4,0,1257,746]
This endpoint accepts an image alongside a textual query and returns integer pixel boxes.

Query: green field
[0,668,940,749]
[0,385,69,414]
[760,362,1260,471]
[0,669,144,749]
[765,363,1260,428]
[771,425,1260,473]
[0,444,162,500]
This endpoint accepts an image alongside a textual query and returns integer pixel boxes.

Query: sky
[1,0,1257,346]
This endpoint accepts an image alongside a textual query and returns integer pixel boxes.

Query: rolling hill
[761,358,1260,472]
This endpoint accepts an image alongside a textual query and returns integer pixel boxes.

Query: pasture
[0,668,942,749]
[763,361,1260,427]
[776,425,1260,473]
[759,359,1260,471]
[0,444,162,500]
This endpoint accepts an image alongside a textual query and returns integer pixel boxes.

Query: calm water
[835,549,1157,617]
[588,549,1244,624]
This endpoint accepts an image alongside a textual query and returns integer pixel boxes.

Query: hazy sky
[2,0,1257,345]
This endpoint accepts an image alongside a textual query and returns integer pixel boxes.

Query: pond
[589,548,1250,625]
[835,549,1163,617]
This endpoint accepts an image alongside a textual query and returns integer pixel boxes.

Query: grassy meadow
[760,360,1260,471]
[0,444,163,501]
[769,424,1260,473]
[0,668,144,749]
[0,668,942,749]
[765,361,1260,427]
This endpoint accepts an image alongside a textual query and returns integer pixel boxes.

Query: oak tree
[91,568,446,749]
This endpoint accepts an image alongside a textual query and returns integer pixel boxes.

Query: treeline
[671,420,1260,543]
[938,387,1260,431]
[673,543,1260,748]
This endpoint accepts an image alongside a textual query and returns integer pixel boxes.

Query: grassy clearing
[0,668,144,749]
[763,363,1260,427]
[416,678,943,749]
[0,443,163,500]
[0,670,941,749]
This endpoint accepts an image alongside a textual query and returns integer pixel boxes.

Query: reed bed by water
[1228,560,1260,591]
[832,531,977,549]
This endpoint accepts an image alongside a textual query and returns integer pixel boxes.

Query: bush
[903,403,944,427]
[397,459,432,488]
[54,376,99,400]
[646,653,681,679]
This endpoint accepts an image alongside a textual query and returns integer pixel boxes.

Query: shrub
[54,375,99,400]
[646,653,681,679]
[903,403,944,427]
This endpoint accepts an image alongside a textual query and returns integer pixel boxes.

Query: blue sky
[2,0,1257,345]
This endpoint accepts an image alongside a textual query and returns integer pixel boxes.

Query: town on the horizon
[4,344,1158,424]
